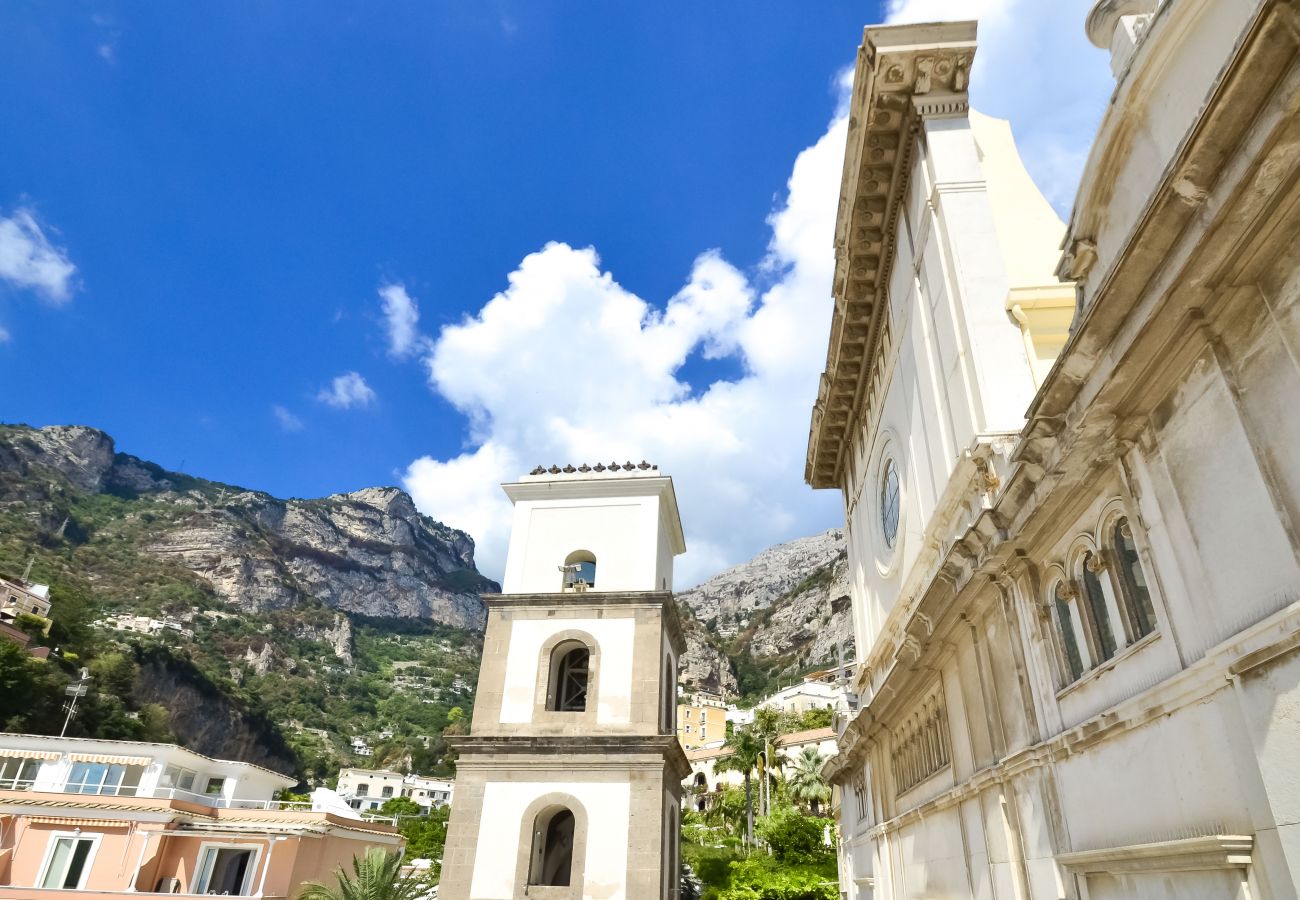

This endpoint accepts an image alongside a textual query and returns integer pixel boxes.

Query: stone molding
[449,734,692,781]
[1043,0,1298,427]
[827,601,1300,847]
[1085,0,1159,50]
[483,590,687,656]
[1055,834,1253,874]
[806,20,977,490]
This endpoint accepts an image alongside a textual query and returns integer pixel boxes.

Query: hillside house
[0,733,401,898]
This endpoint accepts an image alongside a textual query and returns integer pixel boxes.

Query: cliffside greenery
[0,424,489,781]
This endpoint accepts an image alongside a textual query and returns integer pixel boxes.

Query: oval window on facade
[880,457,900,549]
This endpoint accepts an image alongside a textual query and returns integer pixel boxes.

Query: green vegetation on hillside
[0,427,484,782]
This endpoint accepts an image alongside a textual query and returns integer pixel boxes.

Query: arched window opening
[547,642,591,712]
[528,807,576,887]
[561,550,597,592]
[1054,582,1084,683]
[1081,552,1117,662]
[1114,518,1157,639]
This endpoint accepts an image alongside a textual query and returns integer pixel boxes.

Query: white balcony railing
[5,780,315,811]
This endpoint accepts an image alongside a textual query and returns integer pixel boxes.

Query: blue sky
[0,1,1111,584]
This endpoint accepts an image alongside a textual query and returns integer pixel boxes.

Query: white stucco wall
[468,780,631,900]
[500,474,683,594]
[498,617,636,725]
[511,501,652,593]
[843,108,1052,655]
[827,7,1300,900]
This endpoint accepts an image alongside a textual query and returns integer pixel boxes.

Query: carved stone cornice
[1085,0,1158,50]
[806,21,977,490]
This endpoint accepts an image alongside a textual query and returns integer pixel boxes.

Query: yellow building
[676,693,725,750]
[0,577,52,637]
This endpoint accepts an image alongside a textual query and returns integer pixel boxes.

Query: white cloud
[0,326,10,344]
[403,102,848,586]
[317,372,376,409]
[885,0,1112,213]
[272,404,304,432]
[91,14,120,65]
[403,5,1112,585]
[0,208,77,303]
[379,283,426,359]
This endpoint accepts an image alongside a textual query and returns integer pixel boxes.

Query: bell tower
[439,463,690,900]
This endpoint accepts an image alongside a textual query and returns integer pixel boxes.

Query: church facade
[438,464,689,900]
[809,3,1300,898]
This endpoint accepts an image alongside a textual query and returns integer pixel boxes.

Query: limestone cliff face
[676,529,855,695]
[0,424,117,494]
[0,424,495,630]
[677,607,739,696]
[141,486,489,628]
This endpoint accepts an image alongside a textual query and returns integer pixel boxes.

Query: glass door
[39,836,95,889]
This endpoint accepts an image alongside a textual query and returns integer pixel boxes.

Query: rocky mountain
[0,421,856,765]
[0,423,495,777]
[676,528,855,698]
[0,424,494,629]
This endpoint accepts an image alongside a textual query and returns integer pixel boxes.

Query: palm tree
[713,727,763,848]
[299,848,430,900]
[751,707,784,817]
[787,746,831,816]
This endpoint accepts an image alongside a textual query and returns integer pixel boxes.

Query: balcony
[0,785,403,834]
[0,780,310,809]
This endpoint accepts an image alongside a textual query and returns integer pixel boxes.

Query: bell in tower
[438,462,690,900]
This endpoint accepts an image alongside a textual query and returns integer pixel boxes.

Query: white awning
[28,816,131,828]
[67,753,151,766]
[0,748,60,760]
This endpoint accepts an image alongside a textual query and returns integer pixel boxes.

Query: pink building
[0,734,402,899]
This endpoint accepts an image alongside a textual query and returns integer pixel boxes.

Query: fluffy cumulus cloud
[379,283,426,359]
[403,4,1112,584]
[403,108,849,586]
[317,372,376,409]
[0,207,77,304]
[885,0,1112,213]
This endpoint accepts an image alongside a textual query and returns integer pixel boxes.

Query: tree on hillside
[379,796,421,818]
[714,727,763,847]
[0,639,67,733]
[797,707,834,731]
[298,848,428,900]
[787,746,830,816]
[402,804,451,871]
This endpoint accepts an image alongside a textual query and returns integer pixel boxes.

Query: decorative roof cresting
[527,461,658,476]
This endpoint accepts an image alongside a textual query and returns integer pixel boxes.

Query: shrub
[720,857,838,900]
[754,807,832,865]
